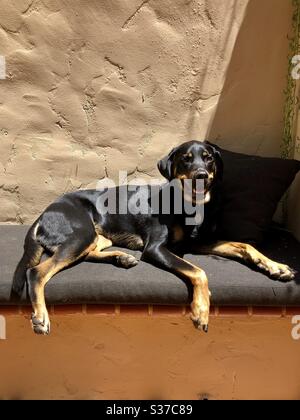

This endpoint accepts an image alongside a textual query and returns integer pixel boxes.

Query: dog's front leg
[142,243,210,332]
[198,241,296,281]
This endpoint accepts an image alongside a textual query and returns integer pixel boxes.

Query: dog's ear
[204,141,223,181]
[214,149,223,181]
[157,146,179,180]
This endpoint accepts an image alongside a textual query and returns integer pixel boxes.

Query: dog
[12,140,295,335]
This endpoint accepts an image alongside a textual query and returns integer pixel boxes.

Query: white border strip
[0,315,6,340]
[0,56,6,80]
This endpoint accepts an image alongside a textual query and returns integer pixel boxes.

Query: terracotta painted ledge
[0,305,300,317]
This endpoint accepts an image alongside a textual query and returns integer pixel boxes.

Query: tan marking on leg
[86,248,138,268]
[95,235,113,252]
[87,249,129,261]
[172,225,185,244]
[180,265,210,330]
[142,246,210,330]
[199,241,295,281]
[29,241,97,335]
[170,255,210,329]
[87,234,138,267]
[29,258,67,335]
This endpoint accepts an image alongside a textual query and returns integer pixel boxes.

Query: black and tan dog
[12,141,295,335]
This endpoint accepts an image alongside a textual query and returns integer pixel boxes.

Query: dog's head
[158,140,223,202]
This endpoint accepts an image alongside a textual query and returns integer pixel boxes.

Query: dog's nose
[194,170,208,179]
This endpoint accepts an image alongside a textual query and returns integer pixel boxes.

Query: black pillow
[210,143,300,244]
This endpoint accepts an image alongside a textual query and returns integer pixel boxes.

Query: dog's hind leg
[197,241,296,281]
[11,232,44,299]
[85,235,138,268]
[28,239,97,335]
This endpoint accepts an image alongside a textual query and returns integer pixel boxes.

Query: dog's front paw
[116,254,139,269]
[31,313,50,335]
[190,303,210,333]
[258,260,296,281]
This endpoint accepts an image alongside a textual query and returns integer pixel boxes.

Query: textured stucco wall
[0,0,293,224]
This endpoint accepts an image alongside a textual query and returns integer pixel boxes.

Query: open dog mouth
[181,178,208,197]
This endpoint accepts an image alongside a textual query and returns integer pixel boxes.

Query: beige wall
[0,0,294,225]
[0,314,300,400]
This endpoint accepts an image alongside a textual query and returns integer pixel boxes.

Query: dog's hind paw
[116,254,139,269]
[31,314,50,335]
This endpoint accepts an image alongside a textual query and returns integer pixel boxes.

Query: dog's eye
[182,153,193,162]
[203,152,212,160]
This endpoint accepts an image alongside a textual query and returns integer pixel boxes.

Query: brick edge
[0,304,300,318]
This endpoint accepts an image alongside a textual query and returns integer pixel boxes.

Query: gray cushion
[0,226,300,306]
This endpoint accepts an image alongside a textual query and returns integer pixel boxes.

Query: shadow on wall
[185,0,244,141]
[206,0,292,157]
[192,0,300,238]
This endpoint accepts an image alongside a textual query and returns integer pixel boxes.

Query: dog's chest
[170,225,185,244]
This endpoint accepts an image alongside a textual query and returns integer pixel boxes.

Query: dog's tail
[11,227,43,299]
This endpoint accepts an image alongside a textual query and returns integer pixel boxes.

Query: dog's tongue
[184,180,205,196]
[193,179,205,195]
[194,187,205,195]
